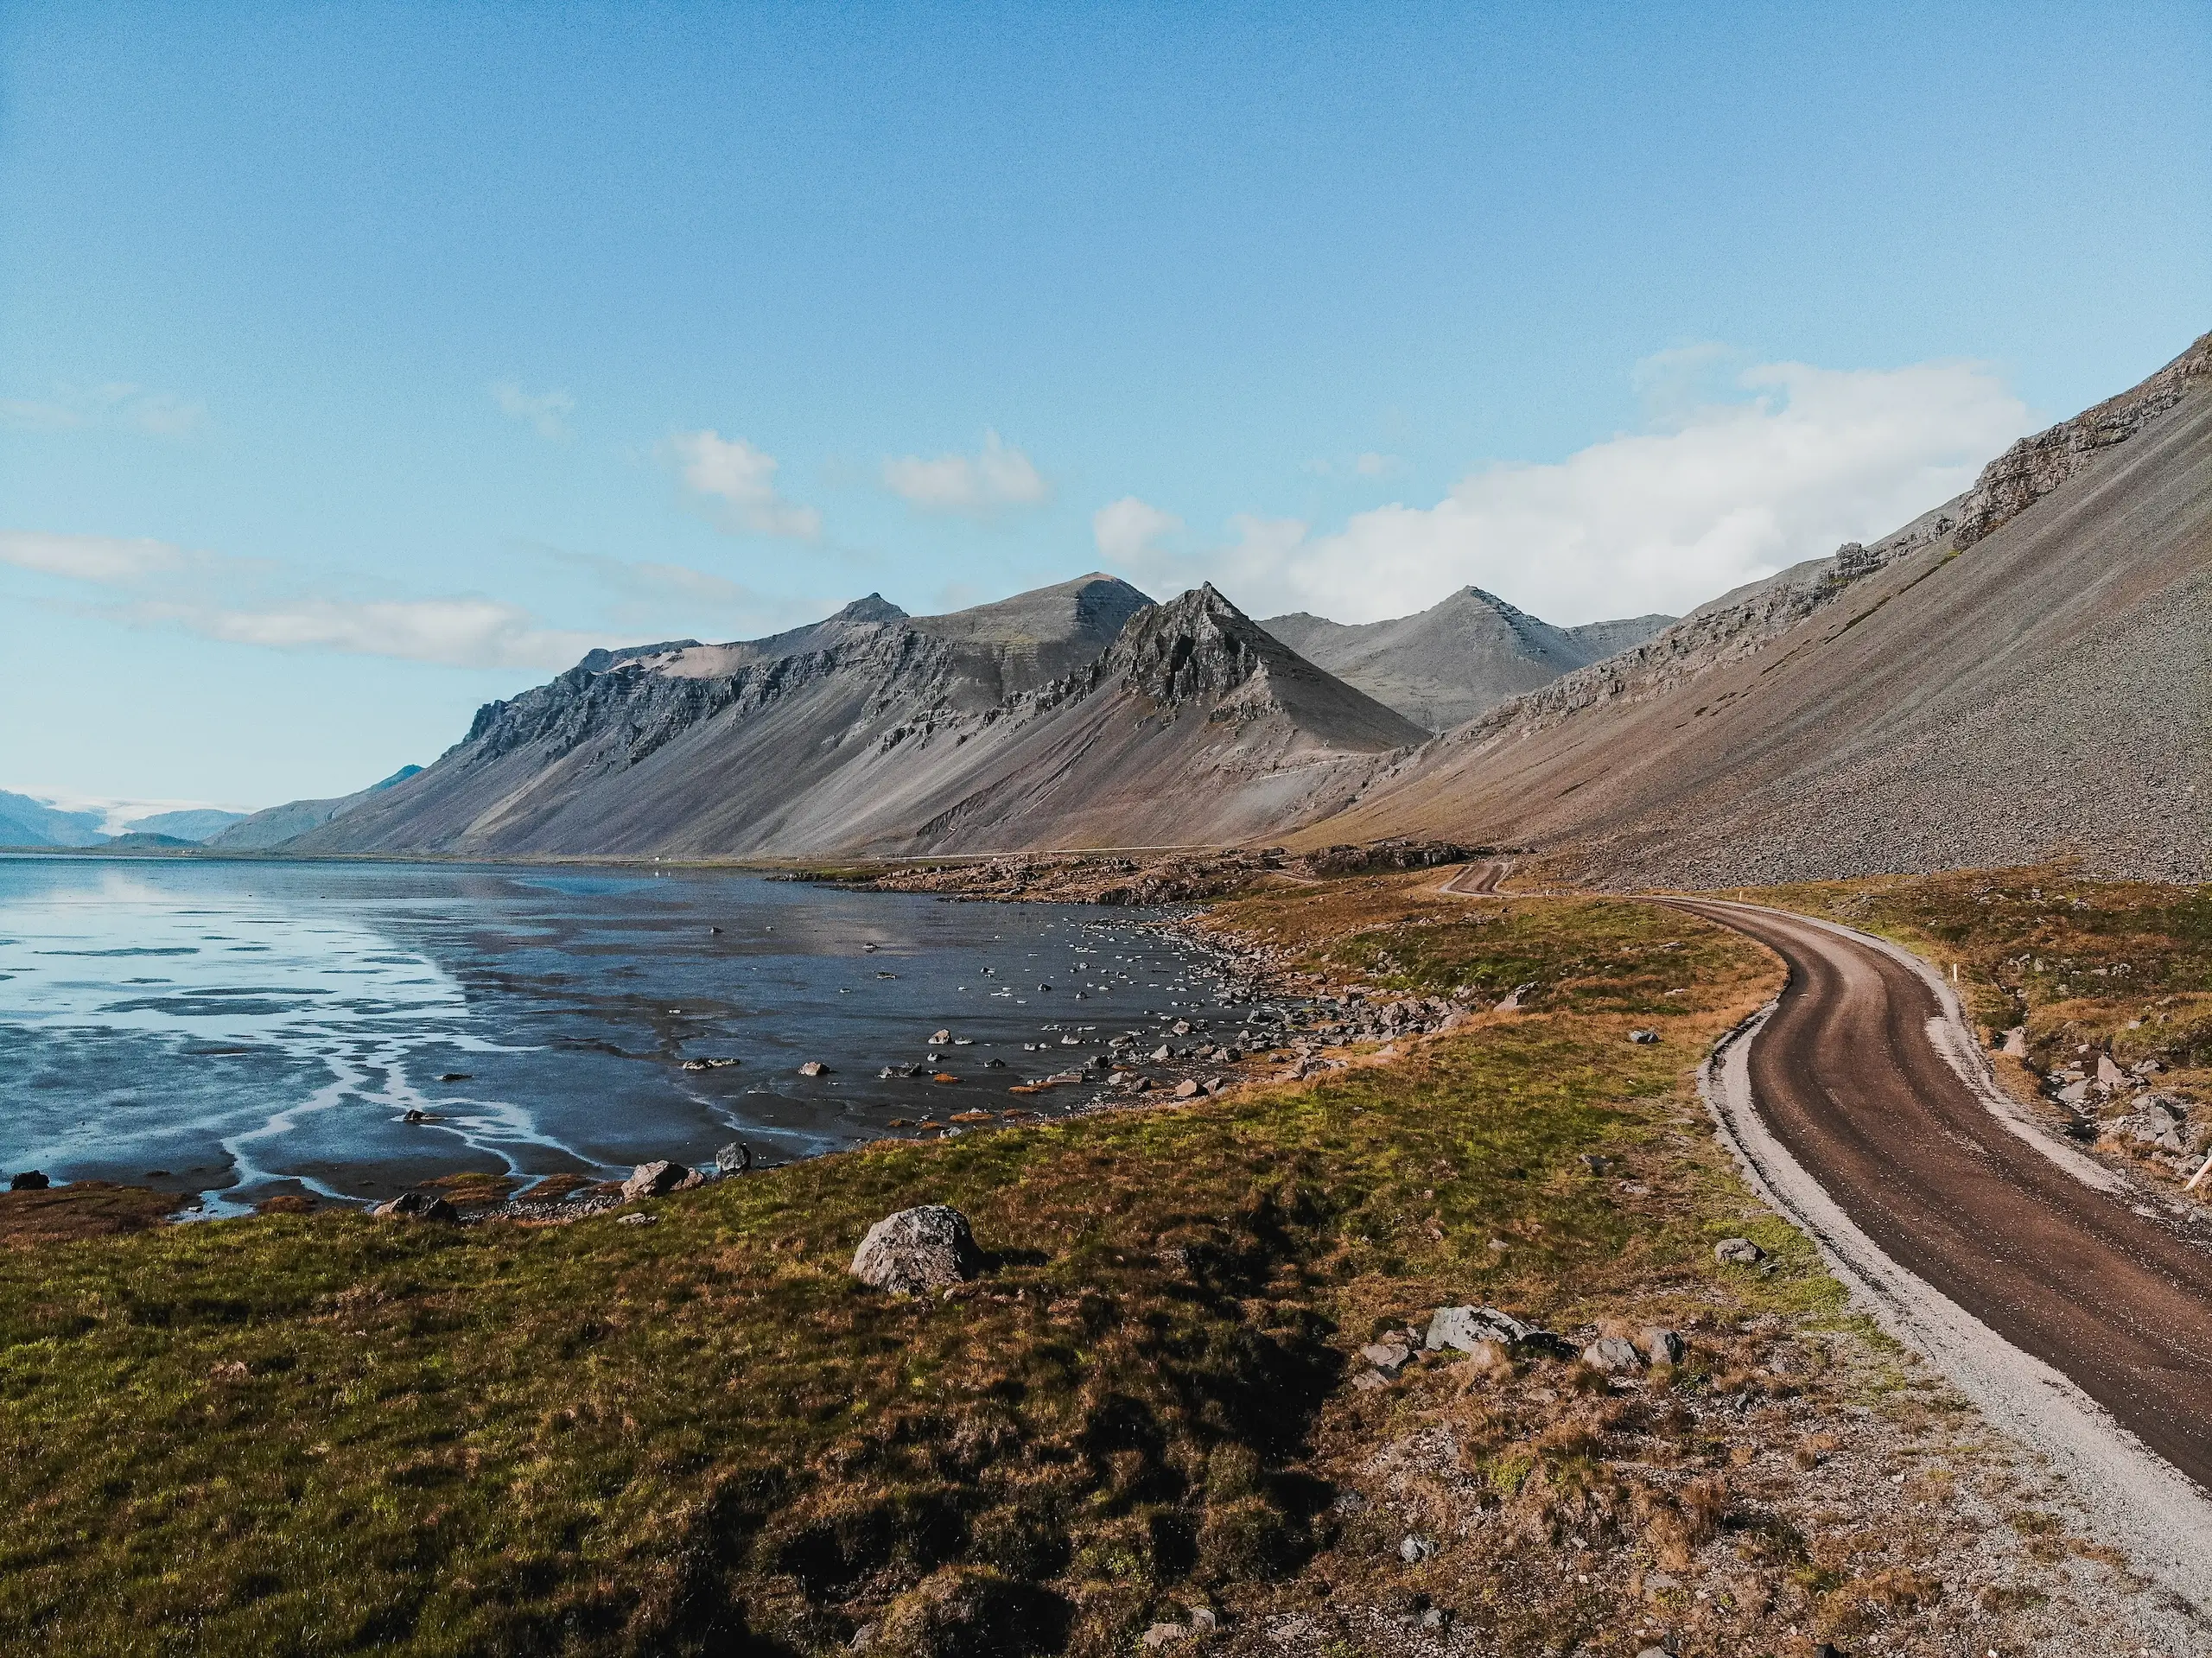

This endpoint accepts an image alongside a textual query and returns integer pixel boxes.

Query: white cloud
[492,382,575,441]
[125,595,604,670]
[1092,496,1185,566]
[667,429,822,540]
[0,382,207,438]
[882,430,1050,514]
[0,530,188,583]
[1143,354,2031,626]
[2,528,612,670]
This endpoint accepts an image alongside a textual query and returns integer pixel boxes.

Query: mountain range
[1262,590,1672,733]
[69,327,2211,886]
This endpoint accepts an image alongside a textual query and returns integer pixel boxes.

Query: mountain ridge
[1263,587,1673,732]
[281,579,1421,858]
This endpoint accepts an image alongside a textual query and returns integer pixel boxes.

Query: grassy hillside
[3,871,2180,1655]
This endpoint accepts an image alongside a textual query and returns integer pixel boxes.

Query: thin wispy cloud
[0,382,208,439]
[124,594,604,669]
[2,529,610,670]
[492,382,576,441]
[528,544,834,641]
[882,430,1050,515]
[0,530,192,584]
[667,429,822,540]
[1109,353,2031,626]
[1302,450,1408,480]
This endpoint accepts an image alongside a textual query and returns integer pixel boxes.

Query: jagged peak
[1108,583,1306,704]
[833,593,908,625]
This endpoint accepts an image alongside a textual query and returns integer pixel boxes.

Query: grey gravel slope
[1308,329,2212,886]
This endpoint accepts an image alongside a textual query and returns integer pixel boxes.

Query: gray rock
[617,1212,658,1226]
[850,1204,982,1293]
[1360,1340,1413,1377]
[1139,1623,1189,1649]
[714,1140,753,1176]
[1628,1029,1660,1045]
[1582,1335,1644,1374]
[798,1060,830,1077]
[1426,1305,1540,1353]
[1714,1236,1764,1266]
[371,1191,458,1223]
[1638,1326,1688,1365]
[2000,1026,2030,1058]
[622,1160,691,1201]
[1398,1534,1437,1563]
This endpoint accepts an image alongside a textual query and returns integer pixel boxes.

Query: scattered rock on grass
[1425,1305,1541,1354]
[851,1204,982,1293]
[1582,1335,1644,1374]
[1715,1236,1765,1266]
[1628,1028,1660,1045]
[1398,1534,1437,1563]
[371,1191,458,1223]
[715,1140,753,1175]
[621,1160,695,1201]
[1639,1325,1688,1364]
[1360,1340,1414,1377]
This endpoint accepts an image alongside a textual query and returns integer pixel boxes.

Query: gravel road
[1673,897,2212,1605]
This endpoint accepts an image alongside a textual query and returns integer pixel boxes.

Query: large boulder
[621,1160,695,1201]
[1425,1305,1555,1355]
[370,1191,458,1223]
[851,1204,982,1293]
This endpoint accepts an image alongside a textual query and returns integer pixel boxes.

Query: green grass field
[1,882,1832,1655]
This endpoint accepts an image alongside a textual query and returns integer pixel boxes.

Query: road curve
[1440,859,1512,895]
[1671,897,2212,1492]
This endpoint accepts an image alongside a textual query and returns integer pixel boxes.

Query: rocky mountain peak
[833,594,908,626]
[1109,583,1283,704]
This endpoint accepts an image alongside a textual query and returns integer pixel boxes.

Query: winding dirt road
[1440,859,1511,895]
[1671,898,2212,1492]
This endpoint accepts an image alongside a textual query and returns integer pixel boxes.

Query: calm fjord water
[0,857,1232,1213]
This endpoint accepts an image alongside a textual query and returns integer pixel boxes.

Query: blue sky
[3,1,2206,813]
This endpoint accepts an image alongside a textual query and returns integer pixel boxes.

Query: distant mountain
[105,831,201,849]
[1314,328,2212,886]
[1262,589,1673,732]
[0,791,110,848]
[282,575,1423,858]
[122,808,248,842]
[209,765,424,850]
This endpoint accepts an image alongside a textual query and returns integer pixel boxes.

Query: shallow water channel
[0,856,1262,1213]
